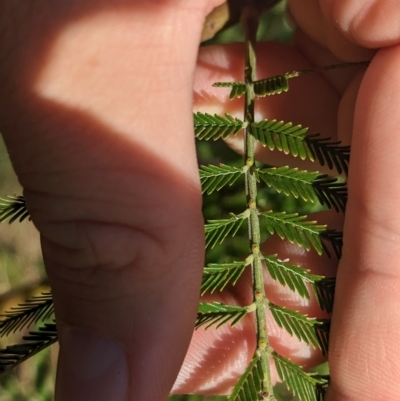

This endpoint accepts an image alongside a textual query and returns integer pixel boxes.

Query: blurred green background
[0,1,315,400]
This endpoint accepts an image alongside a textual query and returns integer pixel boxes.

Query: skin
[0,0,399,400]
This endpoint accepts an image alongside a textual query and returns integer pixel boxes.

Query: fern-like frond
[253,74,289,97]
[212,82,247,99]
[228,355,263,401]
[194,112,245,140]
[273,353,329,401]
[269,303,322,350]
[0,292,54,337]
[263,255,324,300]
[314,277,335,313]
[306,134,350,175]
[201,259,249,295]
[196,302,250,330]
[259,211,326,255]
[250,120,311,159]
[205,211,248,249]
[0,323,58,375]
[200,164,244,195]
[0,195,30,223]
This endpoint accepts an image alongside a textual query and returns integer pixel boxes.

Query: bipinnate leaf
[259,211,326,255]
[194,112,245,140]
[201,259,249,295]
[273,353,329,401]
[263,255,324,300]
[0,195,30,223]
[196,302,250,330]
[205,211,248,249]
[200,164,244,195]
[0,292,54,336]
[0,323,58,375]
[228,355,263,401]
[269,304,322,350]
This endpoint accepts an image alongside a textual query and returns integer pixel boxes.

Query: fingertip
[319,0,400,48]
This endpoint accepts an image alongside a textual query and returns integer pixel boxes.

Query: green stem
[241,6,274,401]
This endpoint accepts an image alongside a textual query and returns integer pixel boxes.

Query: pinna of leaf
[193,7,369,401]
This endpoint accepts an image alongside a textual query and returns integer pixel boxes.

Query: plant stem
[241,6,274,401]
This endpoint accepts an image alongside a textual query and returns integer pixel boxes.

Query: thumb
[0,1,223,401]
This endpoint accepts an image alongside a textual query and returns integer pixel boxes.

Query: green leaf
[205,211,248,249]
[196,302,249,330]
[200,164,244,195]
[253,74,290,97]
[0,323,58,375]
[269,304,322,350]
[257,166,319,202]
[259,211,326,254]
[201,259,249,295]
[263,255,324,300]
[257,167,347,212]
[306,134,350,175]
[0,195,30,223]
[273,353,329,401]
[228,356,263,401]
[250,120,312,160]
[194,112,245,140]
[213,73,290,99]
[212,82,247,99]
[0,292,54,337]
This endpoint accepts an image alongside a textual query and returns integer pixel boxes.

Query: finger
[327,45,400,401]
[288,0,376,60]
[319,0,400,48]
[0,1,224,401]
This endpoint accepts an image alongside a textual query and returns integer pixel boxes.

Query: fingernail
[56,325,128,401]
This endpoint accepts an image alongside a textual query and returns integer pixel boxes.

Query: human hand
[0,1,398,401]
